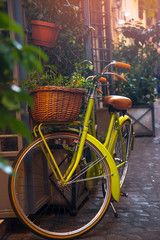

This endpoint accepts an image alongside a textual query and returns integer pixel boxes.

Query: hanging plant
[26,0,91,77]
[26,0,62,47]
[31,20,61,47]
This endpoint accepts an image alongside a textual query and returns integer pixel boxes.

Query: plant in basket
[22,61,94,123]
[22,61,94,91]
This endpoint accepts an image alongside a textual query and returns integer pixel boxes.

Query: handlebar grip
[115,73,127,82]
[86,75,106,83]
[115,62,131,70]
[98,77,107,83]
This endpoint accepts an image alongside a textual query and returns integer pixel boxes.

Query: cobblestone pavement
[3,101,160,240]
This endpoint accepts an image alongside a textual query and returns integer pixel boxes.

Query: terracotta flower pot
[31,20,61,47]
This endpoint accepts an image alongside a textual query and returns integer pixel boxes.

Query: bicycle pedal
[120,192,128,197]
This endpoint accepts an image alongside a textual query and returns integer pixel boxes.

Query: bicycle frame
[9,61,134,240]
[32,61,133,203]
[33,90,97,184]
[33,87,129,202]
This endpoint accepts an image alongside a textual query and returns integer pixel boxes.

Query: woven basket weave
[30,86,86,123]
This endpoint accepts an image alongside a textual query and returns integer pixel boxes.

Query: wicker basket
[30,86,86,123]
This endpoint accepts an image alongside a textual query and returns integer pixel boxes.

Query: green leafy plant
[22,60,94,91]
[26,0,58,22]
[0,6,48,173]
[113,20,160,105]
[26,0,91,76]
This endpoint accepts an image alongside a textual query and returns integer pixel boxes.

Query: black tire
[112,120,132,188]
[9,132,111,239]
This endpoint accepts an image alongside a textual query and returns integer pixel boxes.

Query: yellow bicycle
[9,61,134,239]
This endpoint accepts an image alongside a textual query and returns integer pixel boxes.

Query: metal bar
[38,124,63,181]
[65,97,95,182]
[67,174,111,184]
[83,0,92,61]
[116,161,126,169]
[104,113,116,149]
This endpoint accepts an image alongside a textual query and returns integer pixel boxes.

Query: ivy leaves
[0,7,48,173]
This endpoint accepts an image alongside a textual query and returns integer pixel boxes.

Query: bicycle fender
[86,133,120,202]
[120,115,134,150]
[118,115,131,125]
[109,115,132,155]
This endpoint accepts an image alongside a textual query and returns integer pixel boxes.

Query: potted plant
[112,20,160,136]
[26,0,90,76]
[22,61,93,123]
[27,0,61,47]
[31,20,61,47]
[24,0,92,123]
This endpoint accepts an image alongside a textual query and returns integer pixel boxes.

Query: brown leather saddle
[103,95,132,111]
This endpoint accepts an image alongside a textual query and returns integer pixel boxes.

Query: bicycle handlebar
[98,72,128,83]
[86,61,130,86]
[98,77,107,83]
[115,73,128,82]
[115,62,131,70]
[101,61,131,74]
[87,76,107,83]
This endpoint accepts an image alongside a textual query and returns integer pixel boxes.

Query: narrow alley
[3,100,160,240]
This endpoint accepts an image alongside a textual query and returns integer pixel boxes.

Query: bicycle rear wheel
[9,132,111,239]
[112,119,132,188]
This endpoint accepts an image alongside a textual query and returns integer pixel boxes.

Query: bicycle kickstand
[110,202,120,218]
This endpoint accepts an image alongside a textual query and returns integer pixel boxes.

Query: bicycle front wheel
[9,132,111,239]
[112,119,132,188]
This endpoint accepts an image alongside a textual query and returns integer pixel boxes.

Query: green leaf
[23,45,48,63]
[0,11,24,38]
